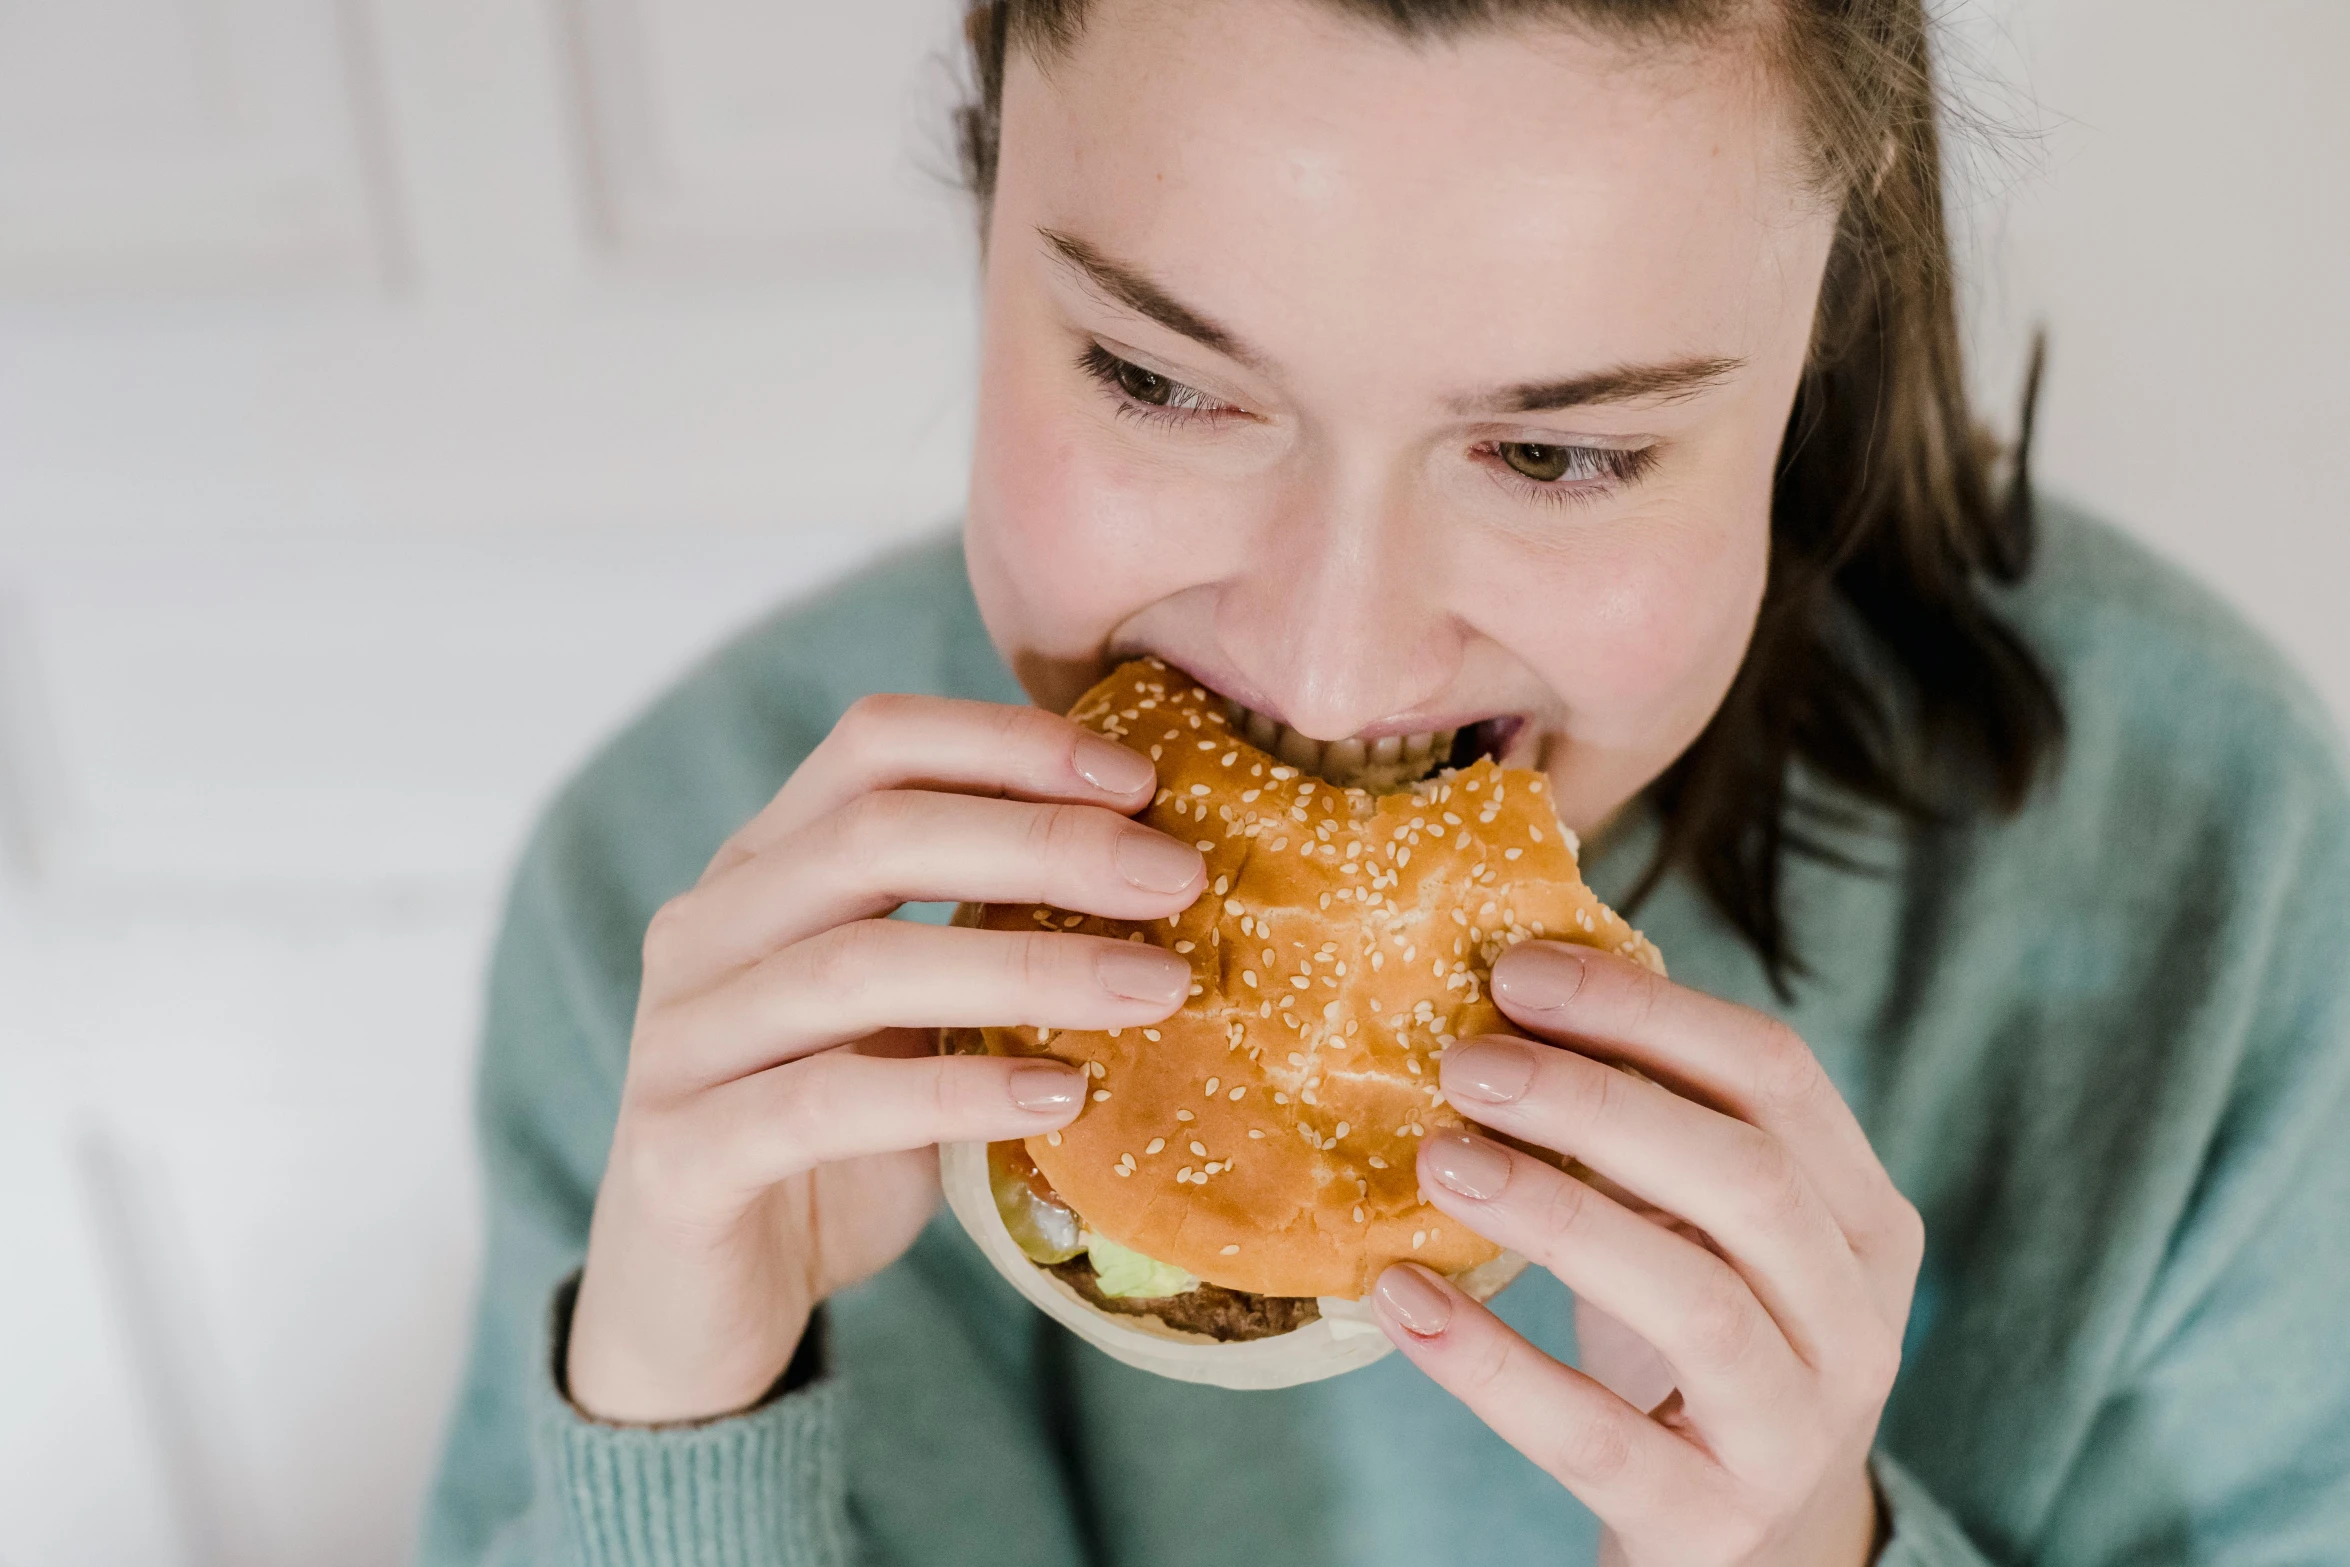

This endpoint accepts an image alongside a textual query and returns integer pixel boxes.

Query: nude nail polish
[1425,1131,1512,1200]
[1375,1264,1453,1337]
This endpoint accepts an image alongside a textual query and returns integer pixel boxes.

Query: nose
[1215,474,1459,739]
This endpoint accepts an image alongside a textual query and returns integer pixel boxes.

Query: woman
[421,1,2350,1563]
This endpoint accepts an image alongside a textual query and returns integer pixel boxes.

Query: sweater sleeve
[413,818,858,1567]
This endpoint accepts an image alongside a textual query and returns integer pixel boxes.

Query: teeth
[1220,697,1463,791]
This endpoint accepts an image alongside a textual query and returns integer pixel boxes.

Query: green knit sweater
[418,503,2350,1566]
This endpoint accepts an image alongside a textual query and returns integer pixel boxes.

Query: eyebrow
[1038,224,1746,414]
[1451,355,1746,415]
[1040,226,1266,372]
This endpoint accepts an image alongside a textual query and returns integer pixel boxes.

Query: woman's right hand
[565,694,1206,1424]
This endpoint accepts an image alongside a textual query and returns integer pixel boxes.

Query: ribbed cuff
[531,1274,852,1567]
[1871,1450,1996,1567]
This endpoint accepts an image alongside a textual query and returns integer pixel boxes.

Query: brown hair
[952,0,2062,992]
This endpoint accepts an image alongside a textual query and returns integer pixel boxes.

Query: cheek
[965,337,1211,664]
[1482,493,1771,745]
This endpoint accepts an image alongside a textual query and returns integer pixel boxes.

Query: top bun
[961,659,1663,1300]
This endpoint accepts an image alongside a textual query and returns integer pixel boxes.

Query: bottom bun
[940,1139,1527,1389]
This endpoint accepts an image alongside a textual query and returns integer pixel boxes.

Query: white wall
[0,3,2341,1564]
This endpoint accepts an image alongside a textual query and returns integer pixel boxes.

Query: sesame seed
[1369,1155,1388,1169]
[1204,1076,1220,1094]
[1046,1130,1062,1145]
[1229,1086,1246,1100]
[1334,1121,1350,1139]
[1114,1166,1132,1177]
[1196,840,1215,852]
[1092,1090,1111,1102]
[1249,1129,1265,1139]
[1190,1140,1208,1156]
[1505,847,1523,860]
[1224,898,1244,916]
[1190,784,1211,796]
[1176,1109,1195,1122]
[1242,970,1258,988]
[1353,1205,1366,1223]
[1412,1231,1428,1249]
[1145,1137,1166,1154]
[1143,1029,1161,1041]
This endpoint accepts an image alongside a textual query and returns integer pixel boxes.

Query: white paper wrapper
[940,1139,1528,1389]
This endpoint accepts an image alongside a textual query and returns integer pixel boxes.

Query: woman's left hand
[1372,941,1923,1567]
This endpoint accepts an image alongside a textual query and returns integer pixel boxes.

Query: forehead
[998,0,1828,380]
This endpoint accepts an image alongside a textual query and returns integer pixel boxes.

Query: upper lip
[1131,653,1514,745]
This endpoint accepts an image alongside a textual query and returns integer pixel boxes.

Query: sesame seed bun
[945,659,1664,1359]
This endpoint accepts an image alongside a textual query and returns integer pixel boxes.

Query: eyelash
[1073,340,1656,508]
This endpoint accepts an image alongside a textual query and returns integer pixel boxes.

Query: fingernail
[1375,1263,1453,1337]
[1492,942,1589,1012]
[1442,1037,1536,1104]
[1114,827,1204,894]
[1096,945,1190,1005]
[1073,735,1155,795]
[1425,1131,1512,1200]
[1008,1063,1083,1112]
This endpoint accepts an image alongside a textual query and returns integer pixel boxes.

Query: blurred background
[0,2,2341,1563]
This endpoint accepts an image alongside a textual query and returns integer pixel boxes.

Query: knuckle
[1883,1190,1928,1267]
[1455,1328,1514,1397]
[1849,1327,1905,1404]
[1548,1408,1636,1486]
[799,918,889,1006]
[826,791,908,884]
[1733,1130,1812,1229]
[1532,1169,1593,1247]
[639,894,695,974]
[1611,957,1671,1035]
[1006,929,1066,1003]
[1553,1054,1625,1138]
[617,1108,713,1208]
[1748,1018,1827,1113]
[1023,800,1098,864]
[1683,1269,1761,1369]
[836,690,918,746]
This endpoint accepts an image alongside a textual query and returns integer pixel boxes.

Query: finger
[1417,1130,1805,1457]
[649,791,1204,994]
[706,695,1159,882]
[1439,1034,1878,1365]
[645,920,1193,1088]
[1371,1262,1721,1536]
[682,1049,1088,1195]
[1489,944,1922,1318]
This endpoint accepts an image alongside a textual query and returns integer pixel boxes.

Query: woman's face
[963,0,1838,836]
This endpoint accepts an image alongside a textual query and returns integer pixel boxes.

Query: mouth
[1217,696,1526,793]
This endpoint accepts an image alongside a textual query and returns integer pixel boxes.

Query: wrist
[564,1251,813,1426]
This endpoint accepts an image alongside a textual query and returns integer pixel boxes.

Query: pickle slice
[988,1140,1084,1264]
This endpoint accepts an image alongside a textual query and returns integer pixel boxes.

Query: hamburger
[942,658,1663,1386]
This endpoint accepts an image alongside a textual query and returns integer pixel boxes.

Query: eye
[1486,439,1657,506]
[1076,342,1235,426]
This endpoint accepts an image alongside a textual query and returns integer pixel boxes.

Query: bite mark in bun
[946,658,1663,1367]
